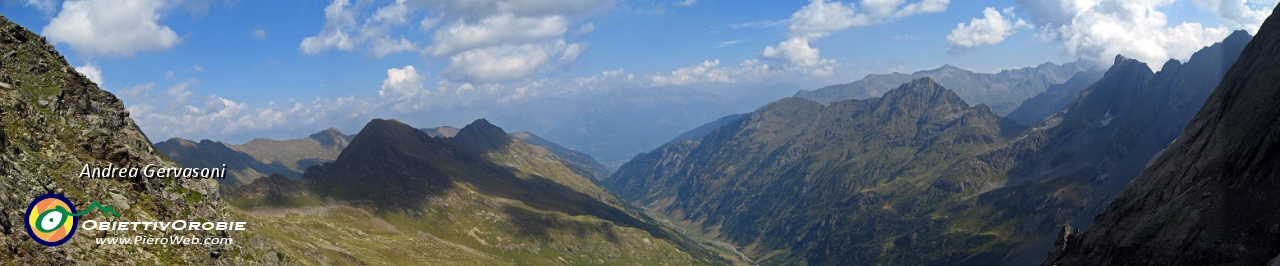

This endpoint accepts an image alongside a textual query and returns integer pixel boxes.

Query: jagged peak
[1108,54,1154,76]
[879,77,967,107]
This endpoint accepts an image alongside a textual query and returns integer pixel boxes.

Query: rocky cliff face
[1044,4,1280,265]
[0,15,276,264]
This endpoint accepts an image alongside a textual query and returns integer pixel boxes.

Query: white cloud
[713,40,746,48]
[426,14,569,56]
[444,39,585,83]
[372,0,411,24]
[1013,0,1254,70]
[24,0,58,15]
[75,63,103,85]
[1191,0,1278,32]
[762,0,948,76]
[762,38,833,76]
[731,19,788,29]
[787,0,861,39]
[296,0,610,81]
[42,0,182,56]
[578,23,595,34]
[425,0,614,20]
[253,28,267,40]
[380,65,427,100]
[192,64,203,72]
[675,0,697,7]
[947,7,1030,51]
[371,37,419,58]
[649,59,777,86]
[299,0,357,54]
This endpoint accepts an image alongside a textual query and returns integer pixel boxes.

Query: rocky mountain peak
[450,118,513,154]
[307,127,348,148]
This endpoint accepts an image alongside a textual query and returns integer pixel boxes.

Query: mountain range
[1046,3,1280,265]
[154,128,354,185]
[794,59,1100,117]
[606,30,1250,265]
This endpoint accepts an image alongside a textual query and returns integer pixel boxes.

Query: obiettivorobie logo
[24,193,120,247]
[24,193,246,247]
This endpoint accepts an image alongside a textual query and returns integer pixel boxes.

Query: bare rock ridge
[0,15,275,264]
[1044,3,1280,265]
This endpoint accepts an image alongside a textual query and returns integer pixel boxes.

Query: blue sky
[1,0,1275,142]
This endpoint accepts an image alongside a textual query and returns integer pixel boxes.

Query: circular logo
[25,194,79,247]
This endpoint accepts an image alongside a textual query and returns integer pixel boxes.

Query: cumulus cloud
[762,38,833,76]
[75,63,104,85]
[42,0,182,56]
[299,0,358,54]
[1007,0,1265,70]
[426,14,569,56]
[947,7,1030,52]
[762,0,949,76]
[298,0,609,81]
[380,65,427,100]
[445,40,584,83]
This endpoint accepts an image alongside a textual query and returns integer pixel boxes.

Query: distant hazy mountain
[669,113,745,143]
[155,138,298,186]
[229,127,352,173]
[224,118,737,265]
[1045,8,1280,265]
[420,125,459,138]
[1004,69,1105,125]
[794,59,1099,116]
[156,128,354,185]
[510,131,612,180]
[534,83,799,170]
[605,31,1248,265]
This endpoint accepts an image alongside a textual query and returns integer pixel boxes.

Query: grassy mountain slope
[228,127,352,173]
[225,118,738,265]
[510,131,613,180]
